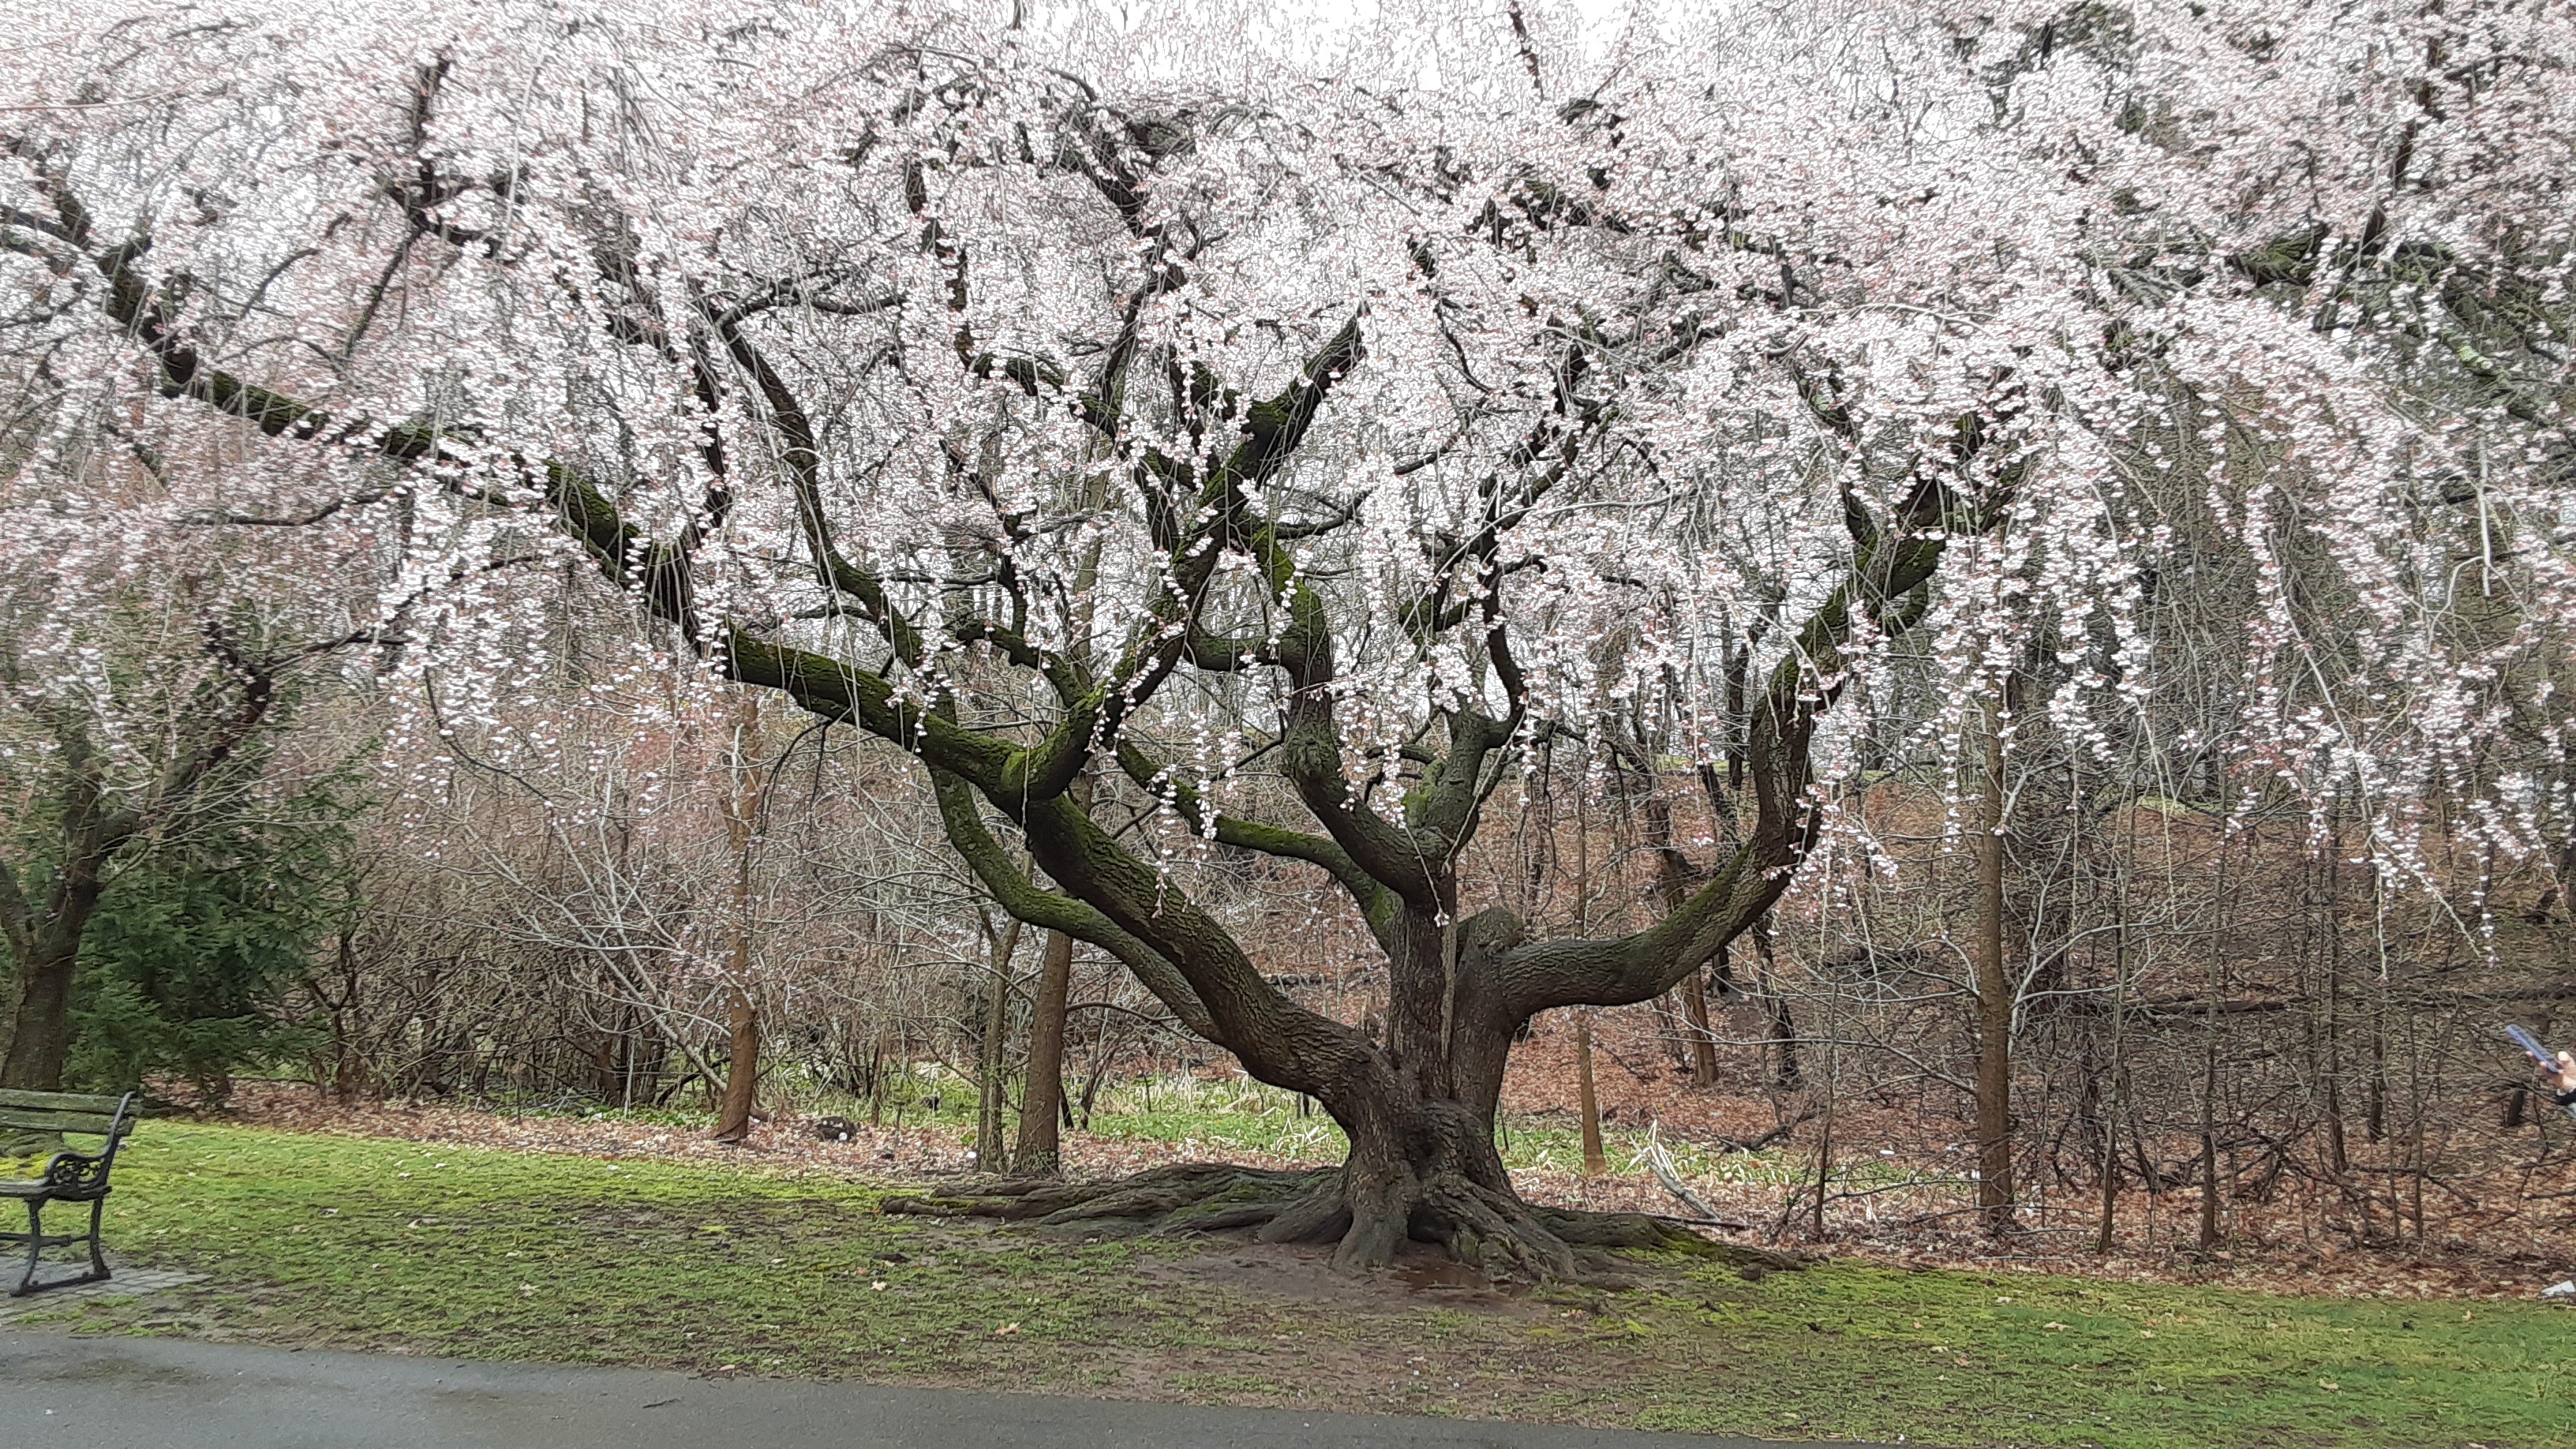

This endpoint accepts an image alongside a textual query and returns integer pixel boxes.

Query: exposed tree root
[881,1162,1804,1286]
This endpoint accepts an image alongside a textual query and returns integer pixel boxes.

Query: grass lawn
[11,1121,2573,1447]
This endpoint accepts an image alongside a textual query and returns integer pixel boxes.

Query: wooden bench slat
[0,1105,128,1125]
[0,1108,126,1134]
[0,1108,131,1136]
[0,1088,128,1114]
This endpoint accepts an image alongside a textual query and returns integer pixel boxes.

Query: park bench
[1,1088,138,1297]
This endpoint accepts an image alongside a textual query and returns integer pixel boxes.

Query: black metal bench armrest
[38,1149,113,1200]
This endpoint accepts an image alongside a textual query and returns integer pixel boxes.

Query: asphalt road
[1,1331,1883,1449]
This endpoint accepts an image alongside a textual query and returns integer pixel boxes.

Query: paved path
[0,1264,203,1324]
[1,1331,1881,1448]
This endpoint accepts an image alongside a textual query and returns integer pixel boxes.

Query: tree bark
[1619,737,1722,1088]
[1,808,116,1091]
[1973,695,2016,1232]
[712,994,761,1143]
[711,698,770,1144]
[1,940,83,1091]
[975,916,1024,1170]
[1575,1010,1608,1176]
[1677,975,1720,1087]
[1014,769,1088,1177]
[1748,921,1801,1088]
[1016,928,1075,1176]
[2198,781,2235,1254]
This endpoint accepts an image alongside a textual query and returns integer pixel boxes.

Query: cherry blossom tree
[3,0,2567,1274]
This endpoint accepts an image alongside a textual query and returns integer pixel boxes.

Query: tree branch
[929,767,1215,1039]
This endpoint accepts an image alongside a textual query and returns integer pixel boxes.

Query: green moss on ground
[17,1123,2574,1448]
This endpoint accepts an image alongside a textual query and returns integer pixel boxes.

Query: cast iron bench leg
[84,1197,109,1283]
[13,1198,40,1297]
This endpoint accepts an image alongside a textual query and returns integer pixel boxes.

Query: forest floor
[8,1113,2574,1448]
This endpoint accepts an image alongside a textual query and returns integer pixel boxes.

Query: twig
[1638,1121,1732,1222]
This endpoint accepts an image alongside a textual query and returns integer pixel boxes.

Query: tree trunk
[1973,695,2016,1233]
[2094,1071,2120,1254]
[1810,1046,1835,1239]
[1014,769,1088,1177]
[2197,781,2233,1254]
[1748,920,1801,1088]
[868,1028,888,1127]
[1015,928,1074,1176]
[1575,1010,1608,1176]
[2323,800,2350,1172]
[2,862,111,1092]
[0,942,80,1091]
[711,994,761,1143]
[1678,974,1719,1086]
[710,694,773,1144]
[975,917,1024,1170]
[1623,744,1720,1088]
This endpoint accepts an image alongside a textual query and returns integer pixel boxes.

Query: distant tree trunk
[3,748,132,1090]
[713,994,761,1143]
[2322,799,2350,1172]
[1621,739,1724,1088]
[1973,694,2016,1232]
[867,1028,889,1127]
[2097,822,2135,1256]
[2197,787,2233,1254]
[975,915,1024,1170]
[1016,928,1075,1176]
[711,697,772,1144]
[1811,1040,1836,1239]
[1677,975,1720,1086]
[2,802,123,1091]
[1,937,85,1092]
[2196,1035,2222,1252]
[1749,919,1801,1088]
[708,844,762,1142]
[1575,1011,1608,1176]
[2366,976,2388,1144]
[2094,1066,2120,1254]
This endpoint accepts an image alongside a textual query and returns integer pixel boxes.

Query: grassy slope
[12,1123,2572,1448]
